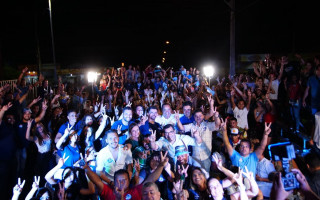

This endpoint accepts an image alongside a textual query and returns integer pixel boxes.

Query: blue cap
[175,145,189,157]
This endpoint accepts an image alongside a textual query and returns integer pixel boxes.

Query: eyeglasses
[164,130,175,134]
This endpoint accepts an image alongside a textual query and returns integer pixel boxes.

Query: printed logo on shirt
[125,194,132,199]
[107,158,113,163]
[239,158,243,162]
[19,124,23,128]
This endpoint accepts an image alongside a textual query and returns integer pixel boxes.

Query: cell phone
[268,142,299,191]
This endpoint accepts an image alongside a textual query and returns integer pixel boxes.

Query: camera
[268,142,299,191]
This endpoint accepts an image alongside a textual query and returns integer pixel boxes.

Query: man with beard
[96,130,133,187]
[111,106,133,145]
[140,106,163,139]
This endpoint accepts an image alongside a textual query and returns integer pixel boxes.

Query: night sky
[1,0,320,69]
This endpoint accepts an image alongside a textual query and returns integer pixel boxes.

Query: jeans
[289,100,301,131]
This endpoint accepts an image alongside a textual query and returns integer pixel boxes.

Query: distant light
[162,58,165,60]
[162,60,165,63]
[87,72,98,83]
[164,51,167,54]
[121,62,125,67]
[165,41,170,44]
[70,74,72,76]
[203,65,215,77]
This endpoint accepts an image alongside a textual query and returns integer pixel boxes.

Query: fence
[0,79,38,102]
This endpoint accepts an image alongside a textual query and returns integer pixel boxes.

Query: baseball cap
[230,128,239,135]
[23,108,32,114]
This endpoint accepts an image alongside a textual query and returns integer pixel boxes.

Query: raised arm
[35,99,48,123]
[45,155,69,185]
[246,90,252,111]
[144,151,168,183]
[255,122,272,159]
[25,119,35,141]
[0,102,12,125]
[221,118,234,157]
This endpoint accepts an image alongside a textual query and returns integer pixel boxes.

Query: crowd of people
[1,53,320,200]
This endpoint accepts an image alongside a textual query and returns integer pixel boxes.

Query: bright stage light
[203,65,215,77]
[87,71,98,83]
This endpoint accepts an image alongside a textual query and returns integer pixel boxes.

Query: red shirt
[100,183,143,200]
[288,83,301,100]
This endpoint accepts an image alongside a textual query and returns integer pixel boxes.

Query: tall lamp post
[48,0,58,82]
[203,65,215,87]
[87,72,98,101]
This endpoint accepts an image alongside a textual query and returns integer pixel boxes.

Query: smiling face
[130,125,140,139]
[148,108,158,121]
[123,109,133,123]
[85,116,93,126]
[136,106,144,117]
[142,185,161,200]
[183,105,192,118]
[150,155,160,170]
[106,132,119,149]
[164,126,176,143]
[67,111,77,125]
[177,153,188,165]
[192,169,206,187]
[162,105,172,119]
[208,178,224,199]
[194,111,204,125]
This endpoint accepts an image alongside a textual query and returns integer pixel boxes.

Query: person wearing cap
[174,145,203,170]
[149,124,203,163]
[229,128,241,150]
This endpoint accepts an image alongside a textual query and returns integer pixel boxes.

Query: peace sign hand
[178,164,189,178]
[13,178,25,195]
[57,182,65,200]
[174,110,180,121]
[109,116,115,126]
[220,118,227,131]
[264,122,272,135]
[134,158,141,173]
[242,166,254,181]
[117,125,122,135]
[57,153,69,168]
[126,101,132,107]
[32,176,40,189]
[212,154,223,171]
[160,151,169,167]
[148,130,157,142]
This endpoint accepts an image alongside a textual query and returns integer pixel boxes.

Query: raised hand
[242,166,254,180]
[32,96,42,104]
[134,158,141,173]
[220,118,227,131]
[114,179,125,199]
[27,119,34,129]
[13,178,26,196]
[213,106,219,118]
[174,110,180,121]
[264,122,272,135]
[125,90,130,97]
[57,182,65,200]
[57,153,69,168]
[126,101,132,107]
[160,151,169,167]
[32,176,40,189]
[212,154,223,171]
[270,172,293,200]
[178,165,189,178]
[0,102,12,112]
[109,116,115,126]
[117,125,122,135]
[232,168,244,187]
[191,127,200,139]
[148,130,156,143]
[42,99,48,110]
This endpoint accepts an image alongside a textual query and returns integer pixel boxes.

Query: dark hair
[240,139,251,149]
[146,151,161,169]
[114,169,130,182]
[161,103,171,111]
[123,106,133,113]
[35,187,52,200]
[193,109,203,115]
[305,152,320,169]
[129,122,139,133]
[229,117,237,122]
[147,106,158,113]
[143,182,160,192]
[67,109,77,116]
[163,124,175,132]
[105,129,118,138]
[182,101,193,108]
[33,122,51,146]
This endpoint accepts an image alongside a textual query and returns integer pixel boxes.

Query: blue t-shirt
[111,120,133,144]
[307,75,320,108]
[58,122,81,135]
[179,115,195,125]
[58,144,80,169]
[230,150,259,177]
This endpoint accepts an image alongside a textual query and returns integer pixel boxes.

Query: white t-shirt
[264,79,280,100]
[233,107,249,129]
[96,145,133,180]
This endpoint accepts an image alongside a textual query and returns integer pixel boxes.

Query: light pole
[203,65,215,87]
[48,0,58,82]
[87,72,98,101]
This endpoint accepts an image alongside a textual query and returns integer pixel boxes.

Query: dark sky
[1,0,320,69]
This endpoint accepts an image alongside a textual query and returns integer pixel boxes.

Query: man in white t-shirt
[231,89,252,129]
[96,130,133,186]
[155,103,182,127]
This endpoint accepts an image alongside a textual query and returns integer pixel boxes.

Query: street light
[88,72,98,100]
[203,65,215,86]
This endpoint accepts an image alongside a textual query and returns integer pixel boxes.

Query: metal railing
[0,79,38,102]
